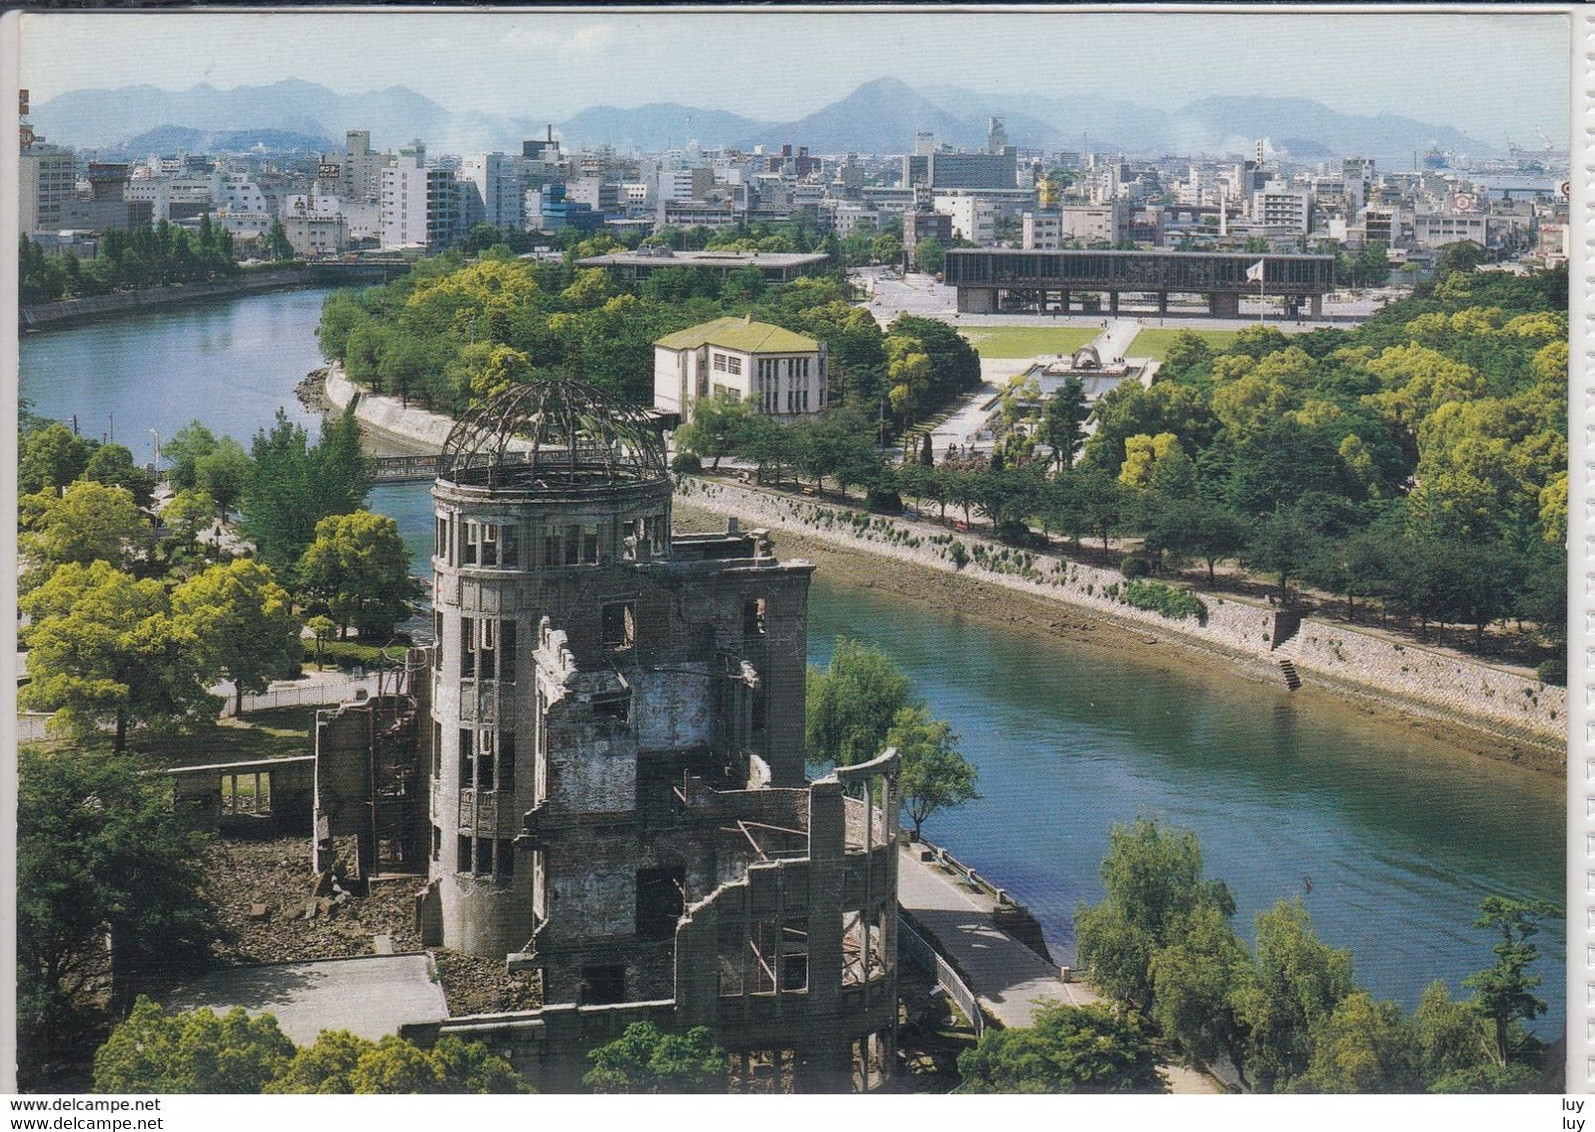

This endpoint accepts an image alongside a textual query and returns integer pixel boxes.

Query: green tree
[307,614,337,671]
[888,703,978,838]
[265,218,294,262]
[584,1022,727,1093]
[674,392,753,470]
[20,480,152,591]
[20,561,215,750]
[194,437,251,521]
[1414,981,1503,1091]
[173,559,302,714]
[83,443,157,509]
[1233,898,1355,1093]
[160,488,220,558]
[956,1002,1167,1093]
[19,422,92,496]
[1245,504,1324,602]
[1074,818,1235,1011]
[164,420,220,491]
[1290,992,1421,1093]
[94,1000,292,1093]
[1040,376,1090,470]
[297,510,415,640]
[1462,896,1559,1070]
[242,409,371,571]
[914,236,947,275]
[805,638,912,768]
[1148,902,1251,1075]
[20,754,214,1081]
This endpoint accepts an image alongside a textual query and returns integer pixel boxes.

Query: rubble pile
[431,949,541,1017]
[205,836,422,965]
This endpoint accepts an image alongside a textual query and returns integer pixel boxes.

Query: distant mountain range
[31,76,1496,163]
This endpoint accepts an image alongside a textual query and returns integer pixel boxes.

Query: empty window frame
[580,965,626,1006]
[457,833,515,878]
[743,597,767,636]
[601,600,637,652]
[635,867,686,940]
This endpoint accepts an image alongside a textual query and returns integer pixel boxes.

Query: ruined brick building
[314,379,899,1090]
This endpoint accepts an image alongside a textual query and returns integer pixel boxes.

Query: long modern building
[943,248,1337,317]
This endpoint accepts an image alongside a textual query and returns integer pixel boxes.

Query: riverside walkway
[897,844,1222,1094]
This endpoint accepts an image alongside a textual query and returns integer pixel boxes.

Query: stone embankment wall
[19,267,313,329]
[679,478,1565,744]
[323,363,455,452]
[1280,623,1562,737]
[311,365,1565,746]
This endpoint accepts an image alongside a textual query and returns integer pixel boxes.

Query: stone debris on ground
[430,948,541,1017]
[204,836,422,966]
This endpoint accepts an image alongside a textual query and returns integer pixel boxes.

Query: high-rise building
[20,142,76,234]
[380,145,465,250]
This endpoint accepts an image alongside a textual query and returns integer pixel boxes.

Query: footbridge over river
[369,453,441,484]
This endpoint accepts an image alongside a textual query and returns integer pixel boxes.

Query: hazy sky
[19,9,1571,139]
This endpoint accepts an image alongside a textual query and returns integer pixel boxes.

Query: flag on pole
[1246,259,1266,282]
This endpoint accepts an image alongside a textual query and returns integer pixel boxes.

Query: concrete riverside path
[897,845,1222,1094]
[897,844,1098,1027]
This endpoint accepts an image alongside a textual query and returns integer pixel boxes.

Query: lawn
[129,707,315,767]
[957,325,1099,359]
[1127,328,1241,362]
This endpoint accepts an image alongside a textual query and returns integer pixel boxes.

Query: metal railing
[898,913,985,1040]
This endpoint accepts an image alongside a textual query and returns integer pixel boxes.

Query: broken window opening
[593,695,630,723]
[501,526,519,567]
[480,522,498,567]
[220,771,271,816]
[499,734,516,790]
[564,524,581,566]
[461,618,477,678]
[601,601,636,653]
[580,965,626,1006]
[501,620,517,682]
[583,524,600,563]
[743,597,767,636]
[635,867,686,940]
[497,838,515,877]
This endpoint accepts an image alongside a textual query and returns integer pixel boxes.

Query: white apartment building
[1251,185,1314,234]
[21,144,77,234]
[1022,203,1123,248]
[657,167,715,202]
[1022,210,1062,250]
[829,202,880,236]
[653,316,827,421]
[460,153,529,231]
[933,192,997,245]
[380,146,464,250]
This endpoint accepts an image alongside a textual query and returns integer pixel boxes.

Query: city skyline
[19,9,1570,144]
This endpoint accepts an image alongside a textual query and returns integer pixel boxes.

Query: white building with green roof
[653,314,828,421]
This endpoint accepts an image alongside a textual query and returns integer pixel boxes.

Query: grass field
[1127,328,1241,362]
[957,325,1099,359]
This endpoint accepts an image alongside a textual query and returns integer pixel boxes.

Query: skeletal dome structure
[438,378,668,492]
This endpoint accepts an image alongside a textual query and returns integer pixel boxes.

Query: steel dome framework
[437,379,668,491]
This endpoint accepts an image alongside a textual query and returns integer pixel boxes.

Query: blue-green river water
[19,286,1566,1032]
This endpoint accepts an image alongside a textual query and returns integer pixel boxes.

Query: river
[17,285,1566,1033]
